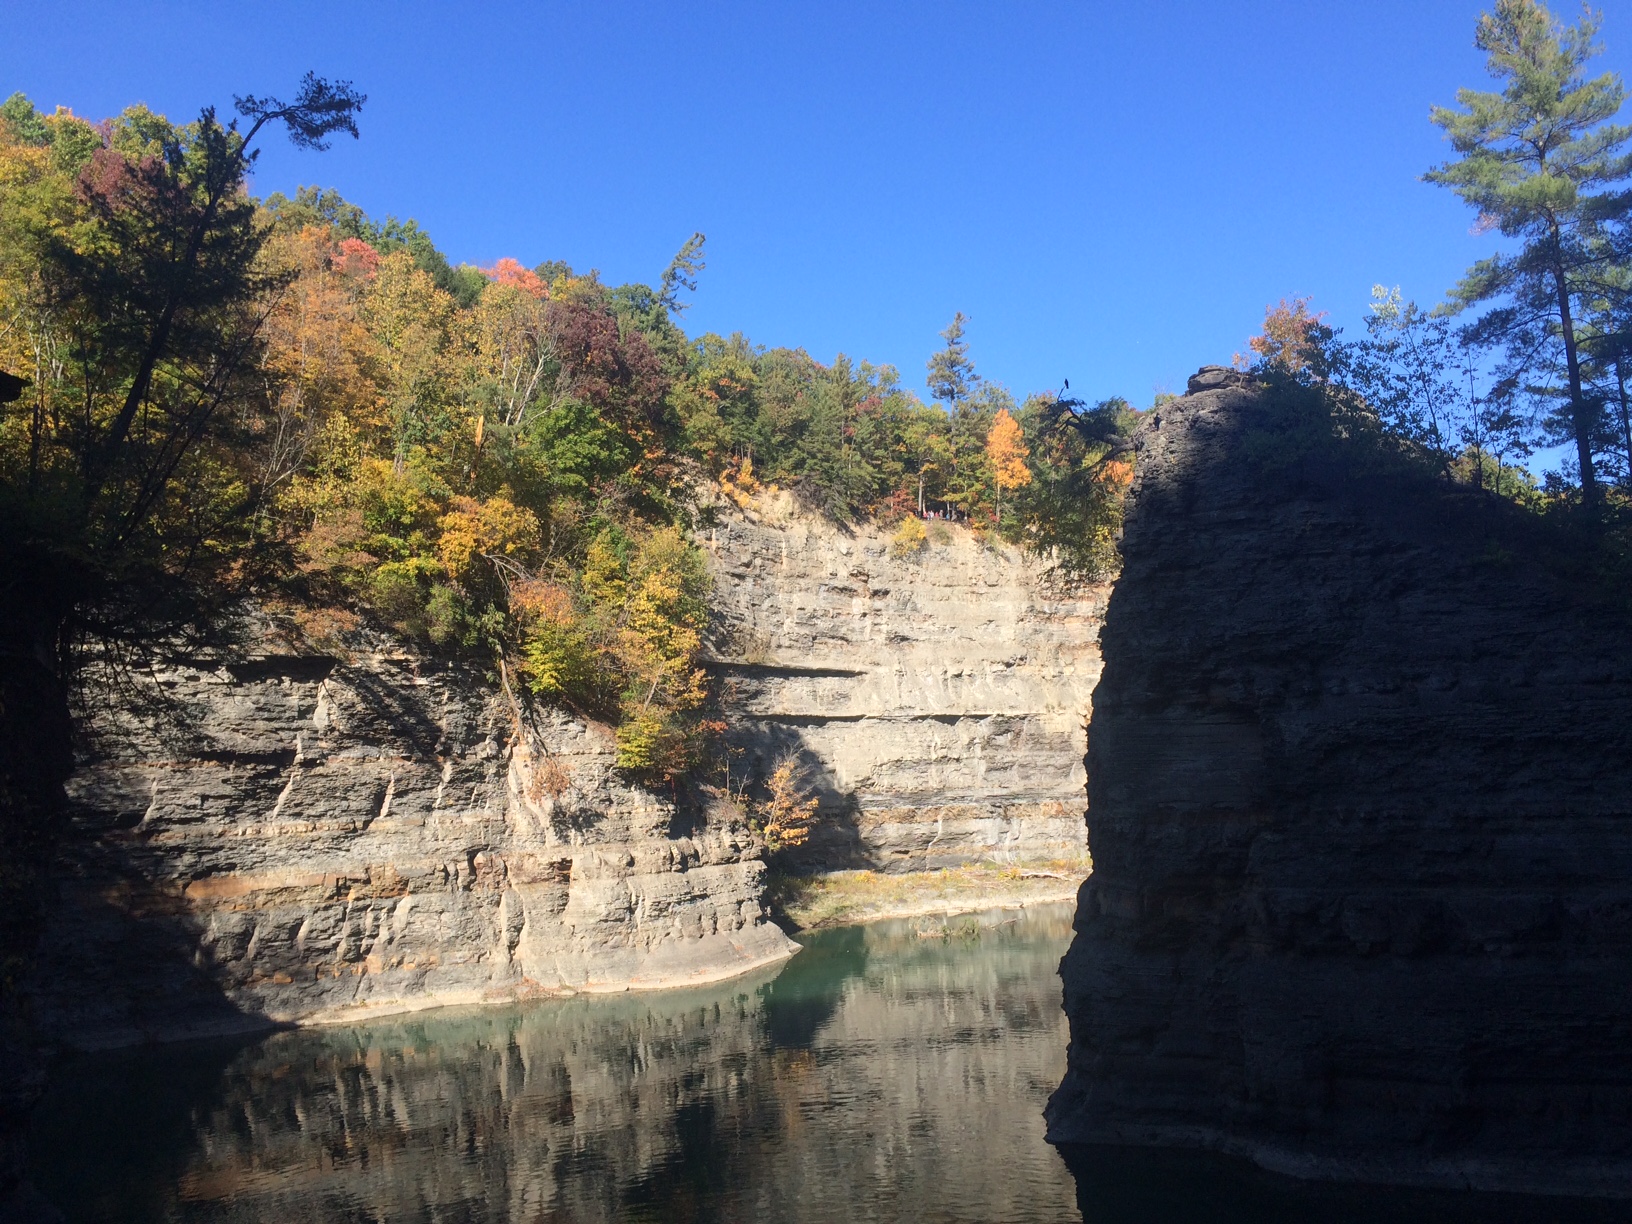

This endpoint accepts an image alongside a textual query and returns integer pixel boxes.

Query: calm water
[28,904,1624,1224]
[31,905,1081,1224]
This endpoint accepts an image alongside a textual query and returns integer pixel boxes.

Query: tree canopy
[0,85,1134,793]
[1426,0,1632,504]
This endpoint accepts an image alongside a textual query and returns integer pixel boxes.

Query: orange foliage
[483,256,547,299]
[331,237,380,280]
[1243,296,1330,377]
[986,407,1032,494]
[1097,458,1133,488]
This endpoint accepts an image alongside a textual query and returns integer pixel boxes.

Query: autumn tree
[754,754,818,851]
[986,406,1031,521]
[1242,296,1337,381]
[1426,0,1632,506]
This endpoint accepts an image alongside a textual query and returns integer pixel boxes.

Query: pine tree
[1426,0,1632,505]
[926,311,980,407]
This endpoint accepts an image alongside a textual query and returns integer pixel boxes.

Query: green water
[27,904,1622,1223]
[30,906,1081,1223]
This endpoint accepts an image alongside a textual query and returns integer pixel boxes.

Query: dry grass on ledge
[766,860,1090,932]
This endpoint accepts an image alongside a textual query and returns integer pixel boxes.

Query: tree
[659,232,706,314]
[1243,297,1336,382]
[754,754,818,851]
[986,406,1031,521]
[1426,0,1632,506]
[926,311,980,407]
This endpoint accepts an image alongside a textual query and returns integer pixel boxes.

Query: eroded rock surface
[704,492,1104,870]
[31,626,794,1048]
[1048,379,1632,1196]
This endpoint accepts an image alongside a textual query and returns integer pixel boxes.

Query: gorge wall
[29,496,1100,1048]
[705,491,1103,871]
[1047,371,1632,1196]
[29,619,795,1050]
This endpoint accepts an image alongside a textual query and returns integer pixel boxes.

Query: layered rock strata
[705,491,1104,871]
[30,623,795,1049]
[1047,375,1632,1196]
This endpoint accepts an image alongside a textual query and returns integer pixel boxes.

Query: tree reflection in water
[32,907,1079,1224]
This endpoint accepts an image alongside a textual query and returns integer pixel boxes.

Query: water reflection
[1061,1144,1627,1224]
[32,906,1080,1224]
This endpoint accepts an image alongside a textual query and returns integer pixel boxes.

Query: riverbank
[766,862,1088,931]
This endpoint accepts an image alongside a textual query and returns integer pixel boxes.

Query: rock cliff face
[31,492,1101,1047]
[705,492,1103,870]
[30,621,795,1049]
[1047,376,1632,1196]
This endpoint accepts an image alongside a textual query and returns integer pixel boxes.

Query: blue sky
[7,1,1632,408]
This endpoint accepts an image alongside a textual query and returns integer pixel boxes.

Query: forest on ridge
[5,0,1632,788]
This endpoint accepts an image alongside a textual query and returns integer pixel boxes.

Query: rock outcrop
[705,492,1104,871]
[29,620,795,1049]
[1048,378,1632,1196]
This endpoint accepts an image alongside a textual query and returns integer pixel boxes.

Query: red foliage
[330,237,380,279]
[549,300,668,426]
[484,256,547,299]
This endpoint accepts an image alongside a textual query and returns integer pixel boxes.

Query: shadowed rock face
[1047,381,1632,1197]
[30,623,795,1049]
[705,492,1105,871]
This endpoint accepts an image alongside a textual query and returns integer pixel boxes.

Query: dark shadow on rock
[1060,1144,1627,1224]
[27,819,283,1049]
[724,720,870,871]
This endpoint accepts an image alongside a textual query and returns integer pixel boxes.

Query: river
[28,902,1621,1223]
[29,904,1080,1224]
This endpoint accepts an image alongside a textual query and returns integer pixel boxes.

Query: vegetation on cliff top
[0,81,1132,790]
[1243,0,1632,557]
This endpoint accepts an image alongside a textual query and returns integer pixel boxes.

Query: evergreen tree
[926,311,980,407]
[1426,0,1632,505]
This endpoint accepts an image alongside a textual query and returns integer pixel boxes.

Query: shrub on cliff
[889,516,927,557]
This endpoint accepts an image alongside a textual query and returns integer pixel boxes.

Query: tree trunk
[1550,244,1598,506]
[1617,354,1632,489]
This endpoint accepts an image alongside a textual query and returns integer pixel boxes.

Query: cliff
[29,615,795,1049]
[705,491,1103,871]
[29,495,1101,1047]
[1047,370,1632,1196]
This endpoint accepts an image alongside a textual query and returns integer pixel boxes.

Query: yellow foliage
[756,755,818,850]
[986,407,1032,493]
[718,454,759,507]
[512,579,594,701]
[889,515,927,557]
[435,495,541,588]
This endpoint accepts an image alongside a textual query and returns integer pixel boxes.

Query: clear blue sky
[7,1,1632,408]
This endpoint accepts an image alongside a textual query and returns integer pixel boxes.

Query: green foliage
[1009,395,1138,579]
[1,83,1136,796]
[1426,0,1632,502]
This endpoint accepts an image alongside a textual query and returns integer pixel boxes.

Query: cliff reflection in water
[32,905,1080,1224]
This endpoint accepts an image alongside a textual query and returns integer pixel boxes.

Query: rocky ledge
[28,620,795,1049]
[1046,374,1632,1197]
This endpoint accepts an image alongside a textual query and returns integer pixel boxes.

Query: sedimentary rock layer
[1048,374,1632,1196]
[30,624,795,1049]
[705,492,1103,870]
